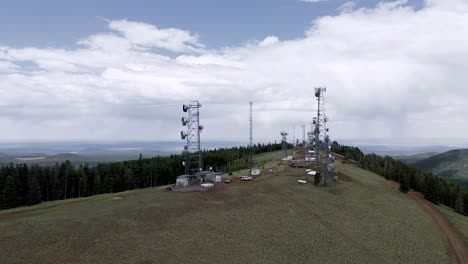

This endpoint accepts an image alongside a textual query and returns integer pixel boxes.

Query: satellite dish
[181,131,187,140]
[182,117,188,126]
[184,145,188,150]
[199,125,204,131]
[315,91,320,97]
[324,117,328,122]
[313,120,316,125]
[183,104,189,112]
[325,136,330,143]
[326,128,329,132]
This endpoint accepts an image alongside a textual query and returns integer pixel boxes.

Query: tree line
[0,142,284,210]
[331,141,467,216]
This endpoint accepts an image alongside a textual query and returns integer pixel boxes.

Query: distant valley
[0,141,240,165]
[411,149,468,185]
[395,149,468,186]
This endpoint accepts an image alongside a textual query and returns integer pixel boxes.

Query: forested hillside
[0,142,286,210]
[331,141,468,216]
[414,149,468,185]
[3,140,467,218]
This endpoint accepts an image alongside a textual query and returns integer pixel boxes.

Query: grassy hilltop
[0,152,452,264]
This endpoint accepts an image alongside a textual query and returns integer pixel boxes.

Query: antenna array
[181,101,203,176]
[281,131,288,159]
[312,87,333,186]
[249,102,253,173]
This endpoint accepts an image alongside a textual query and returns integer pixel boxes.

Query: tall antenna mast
[313,87,332,186]
[293,124,296,147]
[181,101,203,176]
[301,124,305,147]
[281,132,288,159]
[249,102,253,173]
[309,122,314,148]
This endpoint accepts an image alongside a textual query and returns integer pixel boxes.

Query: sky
[0,0,467,145]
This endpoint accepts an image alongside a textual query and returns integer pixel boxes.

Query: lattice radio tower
[249,102,253,173]
[181,101,203,175]
[281,132,288,159]
[301,124,306,147]
[313,87,332,186]
[293,124,296,147]
[308,122,314,148]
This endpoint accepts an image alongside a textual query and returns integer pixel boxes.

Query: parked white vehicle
[240,176,252,181]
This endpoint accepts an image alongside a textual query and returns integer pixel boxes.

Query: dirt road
[389,180,468,264]
[409,191,468,264]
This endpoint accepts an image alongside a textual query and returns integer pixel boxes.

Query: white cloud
[0,60,19,72]
[338,1,357,13]
[0,0,467,144]
[108,19,204,53]
[258,36,280,47]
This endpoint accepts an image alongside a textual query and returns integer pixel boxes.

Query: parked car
[240,176,252,181]
[224,178,232,183]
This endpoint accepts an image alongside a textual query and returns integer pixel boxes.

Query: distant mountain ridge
[0,152,142,165]
[414,149,468,185]
[394,152,439,164]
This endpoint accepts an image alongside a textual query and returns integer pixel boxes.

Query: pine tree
[77,166,87,198]
[103,175,114,193]
[95,174,102,194]
[399,175,410,193]
[124,168,136,190]
[464,192,468,215]
[425,176,440,204]
[0,171,5,209]
[27,176,42,206]
[3,175,19,209]
[455,191,466,215]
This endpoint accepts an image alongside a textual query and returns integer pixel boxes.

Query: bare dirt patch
[282,167,305,177]
[294,148,306,160]
[0,198,92,220]
[335,170,352,182]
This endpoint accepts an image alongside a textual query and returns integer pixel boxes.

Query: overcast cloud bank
[0,0,467,144]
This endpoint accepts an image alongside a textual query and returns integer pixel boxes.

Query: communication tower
[313,87,333,186]
[301,124,306,147]
[181,101,203,176]
[249,102,253,173]
[281,132,288,159]
[293,124,296,148]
